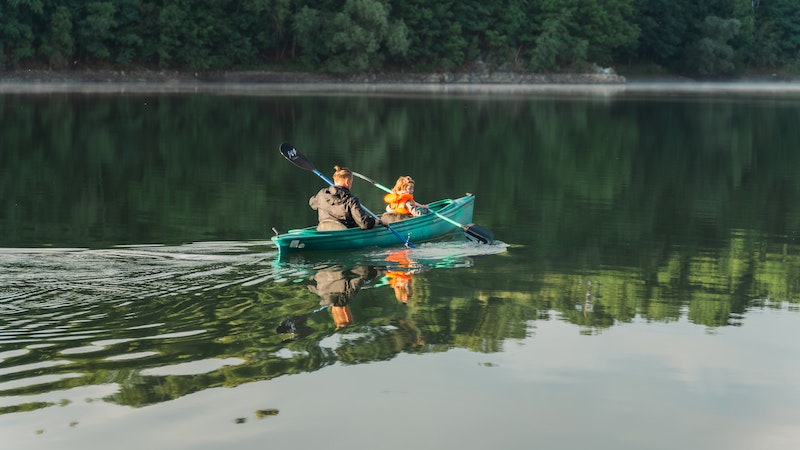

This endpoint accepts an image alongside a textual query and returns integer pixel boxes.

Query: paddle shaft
[279,143,414,248]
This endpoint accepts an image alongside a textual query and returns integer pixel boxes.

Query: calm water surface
[1,83,799,450]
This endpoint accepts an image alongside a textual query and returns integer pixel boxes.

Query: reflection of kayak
[272,195,475,254]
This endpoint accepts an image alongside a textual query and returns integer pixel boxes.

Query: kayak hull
[272,195,475,254]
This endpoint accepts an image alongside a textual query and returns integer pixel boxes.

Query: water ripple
[0,242,277,411]
[0,240,500,415]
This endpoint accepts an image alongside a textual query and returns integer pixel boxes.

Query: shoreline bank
[0,68,626,85]
[2,69,799,96]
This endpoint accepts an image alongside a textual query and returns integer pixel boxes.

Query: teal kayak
[272,195,476,254]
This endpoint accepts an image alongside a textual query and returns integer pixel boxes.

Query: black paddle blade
[280,142,317,171]
[464,223,494,244]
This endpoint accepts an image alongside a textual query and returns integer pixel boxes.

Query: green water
[1,85,799,450]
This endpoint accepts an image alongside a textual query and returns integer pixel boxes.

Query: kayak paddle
[279,142,415,248]
[352,171,494,244]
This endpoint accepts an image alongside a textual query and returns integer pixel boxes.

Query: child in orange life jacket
[381,176,429,224]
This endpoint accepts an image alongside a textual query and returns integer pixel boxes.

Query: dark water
[1,85,799,450]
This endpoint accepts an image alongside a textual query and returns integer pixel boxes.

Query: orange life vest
[384,192,415,215]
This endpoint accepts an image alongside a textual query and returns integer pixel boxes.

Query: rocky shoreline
[0,68,626,85]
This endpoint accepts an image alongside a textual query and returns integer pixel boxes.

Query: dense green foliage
[1,0,798,77]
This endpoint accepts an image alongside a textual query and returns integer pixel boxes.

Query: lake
[1,82,799,450]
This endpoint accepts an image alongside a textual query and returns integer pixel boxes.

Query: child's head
[392,176,415,194]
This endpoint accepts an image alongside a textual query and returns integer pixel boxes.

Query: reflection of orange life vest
[386,249,414,303]
[387,271,413,286]
[387,271,413,303]
[384,192,415,215]
[386,249,411,265]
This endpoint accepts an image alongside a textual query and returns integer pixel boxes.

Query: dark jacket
[309,185,377,231]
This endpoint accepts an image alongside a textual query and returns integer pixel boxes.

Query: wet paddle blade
[279,142,317,172]
[464,223,494,244]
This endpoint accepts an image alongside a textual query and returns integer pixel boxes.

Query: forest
[1,0,799,78]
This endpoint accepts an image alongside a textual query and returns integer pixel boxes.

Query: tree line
[1,0,798,78]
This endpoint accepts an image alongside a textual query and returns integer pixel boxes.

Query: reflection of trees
[3,93,800,413]
[131,232,798,407]
[3,94,800,249]
[2,232,798,415]
[3,94,799,302]
[492,230,798,330]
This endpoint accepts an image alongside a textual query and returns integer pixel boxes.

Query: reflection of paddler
[330,304,353,328]
[307,266,377,328]
[385,250,418,303]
